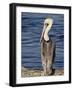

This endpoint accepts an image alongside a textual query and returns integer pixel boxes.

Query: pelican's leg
[46,58,52,75]
[41,56,47,76]
[41,49,47,76]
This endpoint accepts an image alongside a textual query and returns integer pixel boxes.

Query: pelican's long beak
[42,23,49,35]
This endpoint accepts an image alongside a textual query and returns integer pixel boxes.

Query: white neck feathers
[43,19,53,41]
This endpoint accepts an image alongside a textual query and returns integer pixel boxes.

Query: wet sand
[21,67,64,77]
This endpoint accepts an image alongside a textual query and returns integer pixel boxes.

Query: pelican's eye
[45,23,49,27]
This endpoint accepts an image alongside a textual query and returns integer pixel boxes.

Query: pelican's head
[44,18,53,31]
[41,18,53,41]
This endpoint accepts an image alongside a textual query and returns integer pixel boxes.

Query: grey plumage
[41,37,55,75]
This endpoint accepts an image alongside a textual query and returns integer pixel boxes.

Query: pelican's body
[40,18,55,75]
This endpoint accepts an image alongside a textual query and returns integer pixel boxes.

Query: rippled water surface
[21,12,64,70]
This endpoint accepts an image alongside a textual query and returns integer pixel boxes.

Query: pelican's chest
[41,38,54,56]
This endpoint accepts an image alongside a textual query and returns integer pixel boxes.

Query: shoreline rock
[21,67,64,77]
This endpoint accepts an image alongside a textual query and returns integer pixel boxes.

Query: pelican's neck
[43,27,50,41]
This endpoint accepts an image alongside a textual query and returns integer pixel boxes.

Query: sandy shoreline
[21,67,64,77]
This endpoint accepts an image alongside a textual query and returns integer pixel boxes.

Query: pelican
[40,18,55,76]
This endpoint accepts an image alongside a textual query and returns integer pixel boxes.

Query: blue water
[21,12,64,70]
